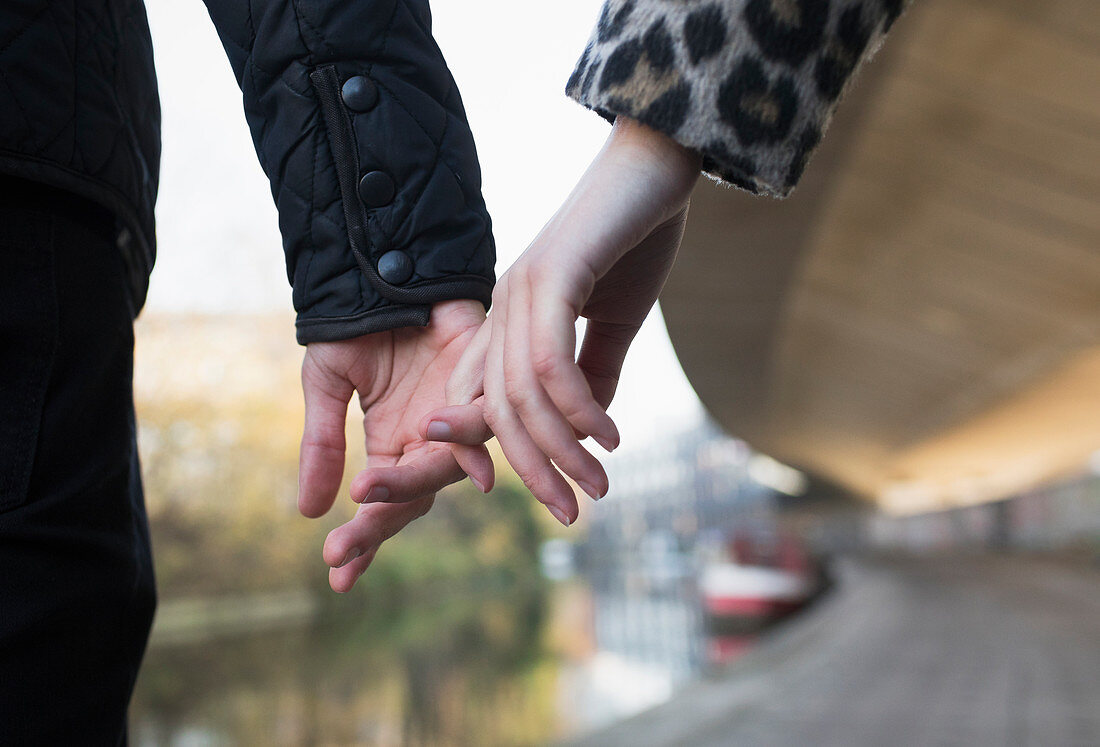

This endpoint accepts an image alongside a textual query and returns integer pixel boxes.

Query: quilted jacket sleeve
[566,0,908,197]
[202,0,495,343]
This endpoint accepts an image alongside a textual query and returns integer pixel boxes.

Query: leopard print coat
[567,0,908,196]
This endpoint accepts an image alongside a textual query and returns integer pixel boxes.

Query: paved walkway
[565,554,1100,746]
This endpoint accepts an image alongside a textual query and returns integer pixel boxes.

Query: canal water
[129,423,782,744]
[130,565,755,745]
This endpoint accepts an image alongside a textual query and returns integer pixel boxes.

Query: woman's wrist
[522,115,700,284]
[598,117,701,230]
[610,117,702,189]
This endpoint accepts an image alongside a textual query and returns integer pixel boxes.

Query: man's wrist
[429,298,487,332]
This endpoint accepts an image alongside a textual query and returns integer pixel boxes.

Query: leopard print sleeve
[566,0,908,196]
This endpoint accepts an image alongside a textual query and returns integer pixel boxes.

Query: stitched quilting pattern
[1,0,495,340]
[208,0,494,334]
[0,0,161,303]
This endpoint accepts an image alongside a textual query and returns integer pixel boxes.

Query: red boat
[698,532,817,632]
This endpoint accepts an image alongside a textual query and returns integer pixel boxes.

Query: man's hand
[297,299,488,592]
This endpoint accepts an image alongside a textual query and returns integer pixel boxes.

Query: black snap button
[358,171,395,208]
[377,250,414,284]
[341,76,378,112]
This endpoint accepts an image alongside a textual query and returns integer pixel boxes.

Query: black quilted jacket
[0,0,495,343]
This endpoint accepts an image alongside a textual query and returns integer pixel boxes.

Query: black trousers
[0,178,156,745]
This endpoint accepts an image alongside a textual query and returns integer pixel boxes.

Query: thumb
[298,353,354,518]
[444,317,492,405]
[577,319,641,411]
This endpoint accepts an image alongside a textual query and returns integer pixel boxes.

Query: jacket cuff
[304,64,494,328]
[566,0,907,197]
[295,305,430,344]
[203,0,495,345]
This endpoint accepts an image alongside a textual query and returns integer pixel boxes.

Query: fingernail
[470,475,487,493]
[425,421,453,441]
[364,486,390,503]
[339,548,362,568]
[593,435,617,452]
[548,506,571,527]
[578,482,603,501]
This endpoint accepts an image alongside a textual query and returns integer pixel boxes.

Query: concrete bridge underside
[660,0,1100,514]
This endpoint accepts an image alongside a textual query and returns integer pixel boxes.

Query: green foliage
[364,480,544,602]
[131,317,558,745]
[138,395,543,601]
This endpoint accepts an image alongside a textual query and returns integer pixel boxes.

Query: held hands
[355,118,701,528]
[297,299,485,593]
[304,119,700,592]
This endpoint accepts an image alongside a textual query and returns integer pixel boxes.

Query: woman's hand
[357,118,701,525]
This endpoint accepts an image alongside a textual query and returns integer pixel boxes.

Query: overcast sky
[143,0,704,447]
